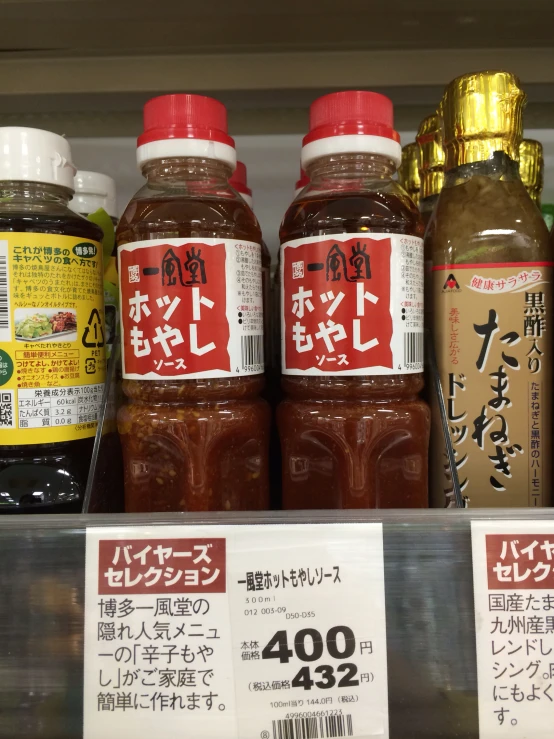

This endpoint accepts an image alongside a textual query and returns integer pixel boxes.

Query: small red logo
[443,273,460,291]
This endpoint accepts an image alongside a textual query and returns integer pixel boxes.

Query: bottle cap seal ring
[137,94,236,169]
[301,91,401,168]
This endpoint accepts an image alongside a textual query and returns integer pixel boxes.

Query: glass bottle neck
[444,151,521,188]
[306,153,397,183]
[420,193,439,214]
[0,180,72,206]
[141,157,234,186]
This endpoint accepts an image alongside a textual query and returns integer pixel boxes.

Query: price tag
[472,520,554,738]
[84,523,388,739]
[229,523,388,739]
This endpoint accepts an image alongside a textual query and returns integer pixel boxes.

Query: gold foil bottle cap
[441,70,526,170]
[416,113,445,199]
[519,138,543,206]
[398,142,420,205]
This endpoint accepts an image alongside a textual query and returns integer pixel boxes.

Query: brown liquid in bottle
[117,159,270,512]
[279,163,430,509]
[0,196,102,513]
[427,154,552,507]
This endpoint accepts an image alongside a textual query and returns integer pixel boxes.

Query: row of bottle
[0,69,551,512]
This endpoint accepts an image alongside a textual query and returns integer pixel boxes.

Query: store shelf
[0,508,553,739]
[0,1,553,135]
[0,5,553,736]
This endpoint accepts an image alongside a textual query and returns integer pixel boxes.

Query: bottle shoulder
[426,177,551,264]
[117,183,262,244]
[0,207,103,242]
[280,181,423,243]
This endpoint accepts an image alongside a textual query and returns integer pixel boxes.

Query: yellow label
[432,263,552,508]
[0,232,106,445]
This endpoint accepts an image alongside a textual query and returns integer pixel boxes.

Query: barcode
[404,331,423,367]
[0,390,14,428]
[241,333,264,370]
[0,241,9,338]
[272,715,353,739]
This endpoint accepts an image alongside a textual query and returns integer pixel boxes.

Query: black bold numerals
[292,663,358,691]
[291,666,315,690]
[326,626,356,660]
[262,626,359,692]
[294,629,324,662]
[314,665,336,689]
[261,630,294,663]
[337,663,359,687]
[262,626,355,664]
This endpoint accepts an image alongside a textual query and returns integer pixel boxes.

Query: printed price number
[262,626,359,692]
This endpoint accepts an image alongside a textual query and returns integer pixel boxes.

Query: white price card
[84,523,389,739]
[472,520,554,739]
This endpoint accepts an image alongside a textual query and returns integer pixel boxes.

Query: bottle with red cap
[279,90,429,509]
[229,160,282,506]
[229,161,272,373]
[295,168,310,198]
[273,166,311,367]
[116,94,270,512]
[229,161,253,208]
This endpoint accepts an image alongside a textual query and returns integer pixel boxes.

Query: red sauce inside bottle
[116,95,270,512]
[278,92,430,509]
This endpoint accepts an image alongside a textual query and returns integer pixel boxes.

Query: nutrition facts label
[17,383,103,429]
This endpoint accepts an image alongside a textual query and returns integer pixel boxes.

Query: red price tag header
[98,538,226,594]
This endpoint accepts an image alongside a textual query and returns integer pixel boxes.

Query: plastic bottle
[427,71,552,507]
[273,168,310,371]
[279,91,429,509]
[72,170,117,223]
[116,94,270,512]
[229,161,272,372]
[0,128,105,512]
[71,170,119,358]
[417,113,445,331]
[295,168,310,197]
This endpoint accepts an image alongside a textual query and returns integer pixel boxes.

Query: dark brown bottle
[0,128,104,512]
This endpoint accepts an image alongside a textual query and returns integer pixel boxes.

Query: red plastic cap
[229,161,252,197]
[295,167,309,191]
[138,94,235,148]
[303,91,400,146]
